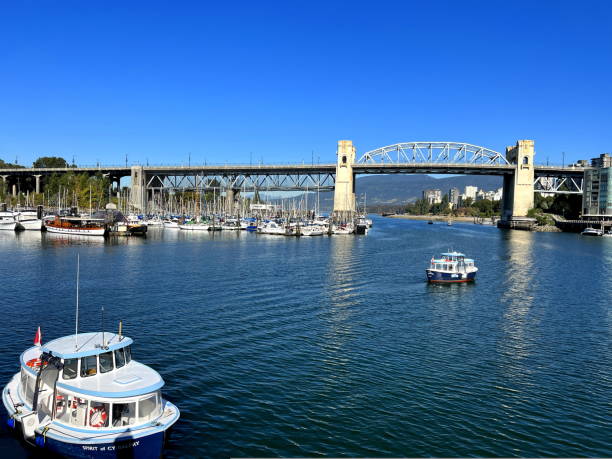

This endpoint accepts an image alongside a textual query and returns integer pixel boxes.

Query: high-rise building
[464,185,478,199]
[448,188,460,208]
[423,189,442,204]
[583,153,612,217]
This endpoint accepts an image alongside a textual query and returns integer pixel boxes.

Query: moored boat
[45,217,106,236]
[0,211,20,231]
[426,251,478,283]
[2,329,179,458]
[581,227,603,236]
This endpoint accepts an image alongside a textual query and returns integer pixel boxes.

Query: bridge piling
[332,140,356,222]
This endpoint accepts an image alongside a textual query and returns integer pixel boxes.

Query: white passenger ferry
[2,329,179,458]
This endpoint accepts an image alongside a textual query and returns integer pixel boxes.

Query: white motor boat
[0,211,21,231]
[332,223,354,235]
[257,221,286,235]
[581,227,603,236]
[300,225,325,236]
[179,223,210,231]
[17,210,43,231]
[162,220,180,229]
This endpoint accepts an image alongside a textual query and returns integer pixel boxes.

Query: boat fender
[6,417,15,429]
[89,407,108,427]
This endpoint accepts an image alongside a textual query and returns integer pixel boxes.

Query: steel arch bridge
[357,142,509,165]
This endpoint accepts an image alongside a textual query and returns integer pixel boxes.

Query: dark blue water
[1,218,610,458]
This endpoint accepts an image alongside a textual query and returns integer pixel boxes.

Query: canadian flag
[34,326,42,347]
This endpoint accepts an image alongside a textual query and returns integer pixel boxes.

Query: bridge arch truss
[358,142,509,165]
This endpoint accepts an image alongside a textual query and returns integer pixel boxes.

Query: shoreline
[387,214,494,223]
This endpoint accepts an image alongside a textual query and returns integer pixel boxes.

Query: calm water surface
[0,217,610,458]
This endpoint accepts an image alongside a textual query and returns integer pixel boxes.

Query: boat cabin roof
[42,332,133,359]
[58,216,106,221]
[441,252,465,257]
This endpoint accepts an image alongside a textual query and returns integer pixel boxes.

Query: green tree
[33,156,70,168]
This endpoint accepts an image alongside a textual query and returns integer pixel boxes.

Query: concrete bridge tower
[332,140,356,221]
[500,140,535,226]
[130,166,147,212]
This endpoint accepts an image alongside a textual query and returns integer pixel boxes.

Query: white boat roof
[59,216,106,221]
[56,360,164,398]
[42,332,133,359]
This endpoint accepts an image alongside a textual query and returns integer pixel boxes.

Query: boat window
[70,396,88,426]
[115,348,126,368]
[54,391,69,423]
[25,373,36,405]
[63,358,78,380]
[124,346,132,364]
[20,368,27,393]
[99,352,114,374]
[112,402,136,427]
[80,355,97,377]
[138,394,160,422]
[89,401,109,428]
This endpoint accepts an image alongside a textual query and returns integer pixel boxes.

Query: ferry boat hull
[34,427,168,459]
[426,269,476,283]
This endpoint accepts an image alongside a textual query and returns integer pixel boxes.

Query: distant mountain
[307,174,503,210]
[354,174,502,204]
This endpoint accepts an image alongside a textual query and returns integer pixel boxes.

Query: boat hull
[0,221,18,231]
[18,219,43,230]
[33,429,167,459]
[426,269,476,283]
[46,225,106,236]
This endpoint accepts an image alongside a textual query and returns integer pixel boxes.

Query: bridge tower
[500,140,535,227]
[130,166,147,212]
[332,140,356,221]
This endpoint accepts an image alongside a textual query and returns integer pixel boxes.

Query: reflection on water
[499,230,536,363]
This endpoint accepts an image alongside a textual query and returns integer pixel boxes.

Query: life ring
[26,358,43,368]
[89,407,108,428]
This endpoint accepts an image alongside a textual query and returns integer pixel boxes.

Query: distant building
[464,185,478,199]
[583,153,612,217]
[423,189,442,204]
[448,188,460,208]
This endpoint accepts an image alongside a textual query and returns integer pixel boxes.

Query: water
[0,218,610,458]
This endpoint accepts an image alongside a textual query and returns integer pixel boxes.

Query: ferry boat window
[99,352,114,373]
[112,402,136,426]
[20,369,27,394]
[138,394,160,422]
[25,373,36,405]
[114,348,126,368]
[70,396,88,426]
[63,358,78,380]
[89,401,110,428]
[80,355,97,377]
[124,346,132,363]
[54,392,69,423]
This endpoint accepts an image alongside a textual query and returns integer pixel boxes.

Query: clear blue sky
[1,0,611,167]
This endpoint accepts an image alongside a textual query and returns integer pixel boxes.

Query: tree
[33,156,69,168]
[0,158,24,169]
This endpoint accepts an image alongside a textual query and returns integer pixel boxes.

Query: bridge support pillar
[499,140,536,229]
[130,166,147,212]
[12,183,17,197]
[332,140,356,222]
[225,188,235,214]
[34,175,41,194]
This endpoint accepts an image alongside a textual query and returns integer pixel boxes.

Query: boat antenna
[75,253,80,351]
[101,306,106,349]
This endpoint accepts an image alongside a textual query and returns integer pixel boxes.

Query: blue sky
[1,0,611,167]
